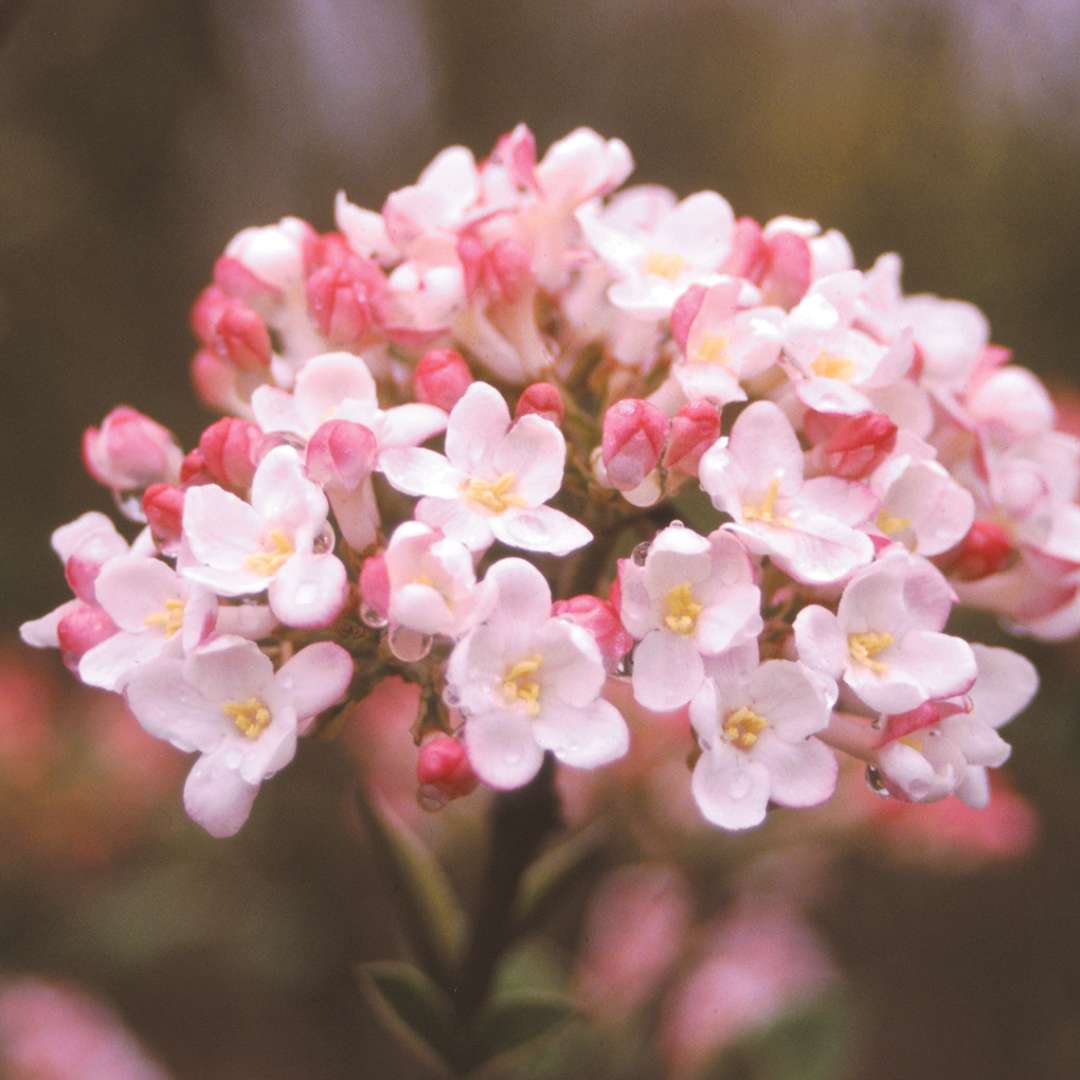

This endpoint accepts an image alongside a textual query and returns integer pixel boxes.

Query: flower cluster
[23,123,1068,835]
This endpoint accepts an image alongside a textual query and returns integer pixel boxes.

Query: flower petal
[691,744,770,829]
[380,448,463,498]
[493,414,567,505]
[533,697,629,768]
[492,505,592,556]
[753,731,837,808]
[275,641,353,722]
[269,552,349,628]
[464,711,544,790]
[445,382,512,475]
[183,751,261,838]
[631,629,704,712]
[294,351,376,433]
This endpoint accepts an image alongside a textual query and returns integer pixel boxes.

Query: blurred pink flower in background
[0,978,168,1079]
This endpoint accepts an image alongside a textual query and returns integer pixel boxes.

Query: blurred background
[3,1,1080,1076]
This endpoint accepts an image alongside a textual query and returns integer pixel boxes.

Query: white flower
[446,559,628,789]
[381,382,592,556]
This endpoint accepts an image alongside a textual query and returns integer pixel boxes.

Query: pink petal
[632,629,704,712]
[182,484,263,572]
[185,635,275,704]
[251,446,328,535]
[445,382,512,476]
[293,352,376,433]
[691,744,770,829]
[535,619,605,708]
[78,630,168,691]
[183,751,260,838]
[391,583,455,636]
[378,403,449,448]
[749,660,833,740]
[492,505,592,556]
[493,414,566,506]
[695,583,763,655]
[532,698,629,769]
[379,447,463,498]
[792,605,846,679]
[93,555,181,631]
[251,385,303,435]
[276,641,353,721]
[644,526,713,598]
[968,644,1038,729]
[727,400,804,497]
[269,553,349,628]
[125,657,222,753]
[464,712,544,790]
[417,497,494,552]
[753,732,837,808]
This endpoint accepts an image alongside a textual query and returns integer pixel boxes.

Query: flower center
[848,631,894,674]
[723,705,768,750]
[144,597,185,638]
[664,581,703,635]
[693,333,730,366]
[742,477,791,526]
[244,529,294,576]
[876,508,911,536]
[463,473,527,514]
[811,351,855,381]
[501,654,543,716]
[223,696,272,739]
[644,252,686,280]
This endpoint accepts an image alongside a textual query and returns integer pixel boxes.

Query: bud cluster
[22,124,1068,836]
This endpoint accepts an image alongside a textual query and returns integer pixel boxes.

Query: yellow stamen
[462,473,527,514]
[811,351,855,381]
[644,252,686,280]
[848,631,894,675]
[693,333,730,366]
[144,597,185,639]
[664,581,703,636]
[742,477,791,527]
[244,529,294,576]
[876,508,911,536]
[899,734,924,752]
[502,654,543,717]
[723,705,768,750]
[223,696,272,739]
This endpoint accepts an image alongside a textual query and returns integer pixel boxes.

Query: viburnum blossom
[18,122,1068,841]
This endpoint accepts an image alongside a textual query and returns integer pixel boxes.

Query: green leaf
[355,786,465,987]
[512,822,607,931]
[356,960,458,1074]
[473,988,581,1064]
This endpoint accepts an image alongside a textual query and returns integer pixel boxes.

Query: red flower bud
[947,520,1014,581]
[417,735,477,808]
[199,418,261,492]
[142,483,185,544]
[413,349,473,412]
[602,398,669,491]
[663,401,721,476]
[515,382,564,425]
[306,420,378,492]
[306,264,373,344]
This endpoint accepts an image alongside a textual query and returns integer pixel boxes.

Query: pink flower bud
[946,520,1014,581]
[761,230,812,308]
[670,284,707,352]
[199,417,261,491]
[515,382,564,425]
[214,300,272,372]
[306,420,378,491]
[306,264,373,344]
[602,398,669,491]
[458,234,532,302]
[413,349,473,412]
[552,594,633,672]
[359,553,390,620]
[417,735,477,806]
[492,122,537,189]
[189,348,236,413]
[663,401,721,476]
[142,482,185,544]
[81,406,181,491]
[56,603,116,664]
[806,410,897,480]
[180,448,211,485]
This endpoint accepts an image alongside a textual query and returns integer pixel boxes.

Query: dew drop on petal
[865,764,891,798]
[258,431,307,457]
[389,625,432,662]
[669,519,684,528]
[613,651,634,678]
[631,541,650,566]
[871,714,885,731]
[112,487,147,523]
[442,683,461,708]
[360,604,388,629]
[312,523,335,555]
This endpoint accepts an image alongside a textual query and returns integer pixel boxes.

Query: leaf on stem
[472,988,581,1066]
[512,821,608,932]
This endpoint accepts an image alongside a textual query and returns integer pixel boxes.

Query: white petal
[94,555,181,631]
[275,641,353,721]
[533,697,629,769]
[125,657,222,753]
[631,630,704,712]
[464,711,544,790]
[78,630,167,692]
[380,447,463,498]
[691,744,770,829]
[269,553,349,629]
[752,732,837,808]
[294,351,377,432]
[493,415,567,505]
[378,403,449,448]
[183,751,260,838]
[492,505,592,556]
[445,382,511,475]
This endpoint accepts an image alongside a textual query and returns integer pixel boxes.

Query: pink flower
[551,594,633,673]
[381,382,592,556]
[181,445,348,628]
[126,636,352,836]
[81,406,183,494]
[446,559,628,789]
[700,400,876,585]
[619,525,763,712]
[689,650,838,829]
[413,348,474,412]
[794,549,977,715]
[601,397,669,492]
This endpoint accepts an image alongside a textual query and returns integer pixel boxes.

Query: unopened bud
[601,398,669,491]
[142,483,185,544]
[306,264,373,344]
[306,420,378,492]
[552,594,633,672]
[947,520,1014,581]
[670,284,707,352]
[663,401,721,476]
[57,603,116,664]
[515,382,564,425]
[81,406,182,491]
[199,417,261,491]
[413,349,473,412]
[806,410,897,480]
[359,553,390,621]
[189,349,237,414]
[417,735,477,808]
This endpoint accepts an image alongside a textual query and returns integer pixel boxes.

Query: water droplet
[112,487,147,523]
[632,541,650,566]
[258,431,307,458]
[442,683,461,708]
[865,765,891,798]
[360,604,388,629]
[871,714,886,731]
[928,728,941,738]
[613,651,634,678]
[389,625,432,662]
[417,784,448,813]
[669,519,684,528]
[312,524,335,555]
